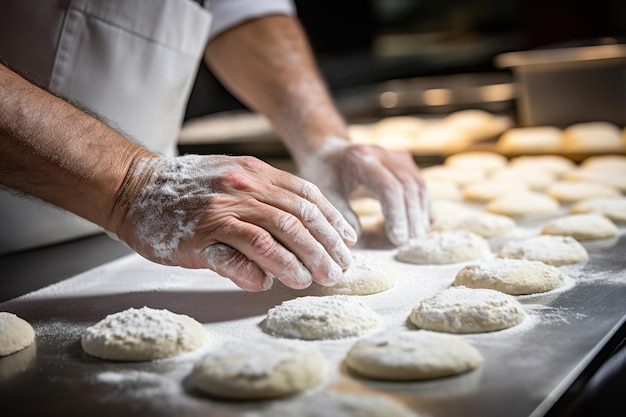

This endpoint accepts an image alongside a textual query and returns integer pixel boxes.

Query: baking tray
[1,216,625,417]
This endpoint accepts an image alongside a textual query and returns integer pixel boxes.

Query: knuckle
[276,212,304,236]
[249,230,278,257]
[217,170,254,192]
[237,155,266,170]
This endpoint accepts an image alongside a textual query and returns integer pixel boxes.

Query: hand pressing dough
[81,306,207,361]
[309,252,397,296]
[497,235,589,266]
[346,331,483,381]
[541,213,619,240]
[462,179,528,202]
[190,339,325,400]
[409,286,526,334]
[396,231,491,265]
[0,312,35,357]
[485,191,560,217]
[545,181,621,203]
[432,212,516,238]
[263,295,380,340]
[245,392,416,417]
[508,155,576,178]
[453,258,563,295]
[570,197,626,223]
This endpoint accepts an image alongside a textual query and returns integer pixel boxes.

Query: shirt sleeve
[203,0,296,40]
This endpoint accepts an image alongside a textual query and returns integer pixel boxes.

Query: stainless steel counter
[0,226,625,417]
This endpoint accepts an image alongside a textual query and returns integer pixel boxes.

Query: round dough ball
[545,181,621,203]
[564,170,626,192]
[263,295,380,340]
[409,286,526,334]
[462,179,528,202]
[443,109,509,142]
[426,179,462,201]
[485,191,560,217]
[508,155,576,178]
[497,235,589,266]
[412,124,470,153]
[444,151,508,173]
[580,155,626,171]
[346,331,483,381]
[396,231,491,265]
[432,212,516,238]
[454,258,563,295]
[248,392,415,417]
[497,126,564,153]
[81,306,207,361]
[541,213,619,240]
[310,253,397,296]
[563,121,624,152]
[190,339,325,400]
[349,197,385,232]
[0,312,35,357]
[422,165,486,187]
[490,168,556,191]
[569,197,626,223]
[432,200,471,220]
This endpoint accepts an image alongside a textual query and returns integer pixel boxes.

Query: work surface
[1,224,625,417]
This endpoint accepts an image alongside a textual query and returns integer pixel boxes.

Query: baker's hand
[110,154,357,292]
[299,138,433,246]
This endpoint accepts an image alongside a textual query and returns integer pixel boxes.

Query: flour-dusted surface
[409,286,527,333]
[1,223,625,417]
[263,295,381,340]
[81,306,208,361]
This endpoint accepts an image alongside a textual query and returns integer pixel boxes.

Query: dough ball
[497,235,589,266]
[431,200,471,220]
[489,168,555,191]
[396,231,491,265]
[263,295,380,340]
[580,155,626,171]
[444,151,508,173]
[508,155,576,178]
[409,286,526,334]
[570,197,626,223]
[563,121,624,152]
[422,165,486,187]
[349,197,385,232]
[443,109,510,142]
[426,179,462,201]
[0,312,35,357]
[497,126,564,153]
[462,179,529,202]
[310,253,397,296]
[81,306,207,361]
[545,181,621,203]
[374,116,424,151]
[541,213,619,240]
[432,212,516,238]
[411,124,470,153]
[485,191,560,217]
[190,339,325,400]
[346,331,483,381]
[564,169,626,192]
[246,392,415,417]
[454,258,563,295]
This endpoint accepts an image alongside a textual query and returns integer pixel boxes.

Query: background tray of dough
[1,219,625,417]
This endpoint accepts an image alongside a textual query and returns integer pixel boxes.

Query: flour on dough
[190,339,325,400]
[309,252,397,296]
[0,312,35,357]
[409,286,526,333]
[569,197,626,223]
[346,330,483,381]
[263,295,380,340]
[81,306,207,361]
[432,212,516,238]
[453,258,563,295]
[541,213,619,240]
[244,391,416,417]
[396,230,491,265]
[485,191,560,217]
[497,235,589,266]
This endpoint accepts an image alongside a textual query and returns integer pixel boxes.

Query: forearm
[203,14,349,166]
[0,63,155,232]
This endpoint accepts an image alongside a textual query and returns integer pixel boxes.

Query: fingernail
[335,243,353,271]
[342,225,358,245]
[325,261,343,286]
[262,274,274,291]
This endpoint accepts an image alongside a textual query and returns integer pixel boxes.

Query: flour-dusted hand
[111,154,357,291]
[300,138,433,246]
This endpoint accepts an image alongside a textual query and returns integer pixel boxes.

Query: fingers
[202,243,273,292]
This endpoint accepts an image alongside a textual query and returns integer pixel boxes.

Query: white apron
[0,0,212,254]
